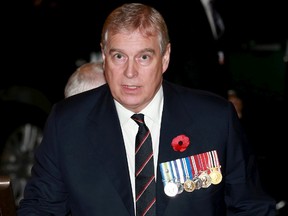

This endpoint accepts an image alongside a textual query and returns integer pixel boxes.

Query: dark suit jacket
[18,81,275,215]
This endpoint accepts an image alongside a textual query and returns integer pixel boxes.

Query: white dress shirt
[114,85,164,210]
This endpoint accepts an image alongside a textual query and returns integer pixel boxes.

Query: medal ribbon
[176,159,185,184]
[160,162,172,186]
[170,160,180,184]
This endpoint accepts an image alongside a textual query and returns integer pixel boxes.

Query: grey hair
[101,3,170,56]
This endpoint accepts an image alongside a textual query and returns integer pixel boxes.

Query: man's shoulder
[163,80,226,100]
[162,80,230,113]
[54,84,111,114]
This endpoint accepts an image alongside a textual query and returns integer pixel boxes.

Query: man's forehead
[107,32,159,54]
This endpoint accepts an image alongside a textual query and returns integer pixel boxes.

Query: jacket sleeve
[224,102,276,215]
[17,104,70,215]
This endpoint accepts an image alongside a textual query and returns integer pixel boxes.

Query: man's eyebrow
[108,48,156,55]
[142,48,155,54]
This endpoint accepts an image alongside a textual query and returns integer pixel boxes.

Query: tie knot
[131,113,145,126]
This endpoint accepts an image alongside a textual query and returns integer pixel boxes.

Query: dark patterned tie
[131,113,156,216]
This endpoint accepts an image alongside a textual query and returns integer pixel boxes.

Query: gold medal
[184,179,196,192]
[199,172,212,188]
[209,168,222,185]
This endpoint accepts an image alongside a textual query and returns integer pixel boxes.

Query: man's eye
[141,55,149,60]
[115,53,123,59]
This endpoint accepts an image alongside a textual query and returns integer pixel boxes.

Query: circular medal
[193,177,203,189]
[184,179,196,192]
[199,172,212,188]
[209,169,222,185]
[176,182,184,194]
[164,182,178,197]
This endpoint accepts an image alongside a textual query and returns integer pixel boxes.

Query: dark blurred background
[1,0,287,103]
[1,0,287,214]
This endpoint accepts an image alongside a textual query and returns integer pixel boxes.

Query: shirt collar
[115,85,163,126]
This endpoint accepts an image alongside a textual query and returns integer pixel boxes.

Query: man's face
[102,30,170,113]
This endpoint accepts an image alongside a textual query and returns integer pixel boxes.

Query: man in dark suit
[18,3,275,215]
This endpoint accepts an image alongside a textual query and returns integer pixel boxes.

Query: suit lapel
[86,90,134,216]
[156,82,197,216]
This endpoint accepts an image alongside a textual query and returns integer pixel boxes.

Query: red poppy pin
[171,134,190,152]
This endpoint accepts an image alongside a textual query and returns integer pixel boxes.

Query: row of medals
[164,167,222,197]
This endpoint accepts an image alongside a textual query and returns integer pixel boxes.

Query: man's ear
[162,43,171,74]
[100,43,106,69]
